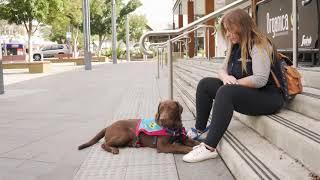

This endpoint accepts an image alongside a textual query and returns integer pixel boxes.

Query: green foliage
[90,0,142,55]
[117,0,142,24]
[103,48,112,58]
[116,0,142,42]
[103,47,126,59]
[129,15,147,42]
[116,47,126,59]
[0,0,63,61]
[45,0,82,43]
[198,49,205,57]
[130,47,143,59]
[90,0,110,37]
[90,0,142,39]
[0,0,62,28]
[63,0,82,27]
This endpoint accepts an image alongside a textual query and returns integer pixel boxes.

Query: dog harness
[134,118,187,147]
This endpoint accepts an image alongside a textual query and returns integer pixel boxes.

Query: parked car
[33,44,71,61]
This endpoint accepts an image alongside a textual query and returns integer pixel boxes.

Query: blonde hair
[220,9,272,72]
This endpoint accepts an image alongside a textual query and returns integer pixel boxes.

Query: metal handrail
[149,24,216,49]
[150,24,216,81]
[148,24,203,49]
[149,42,167,49]
[171,24,216,43]
[166,24,217,99]
[140,0,250,99]
[139,0,249,55]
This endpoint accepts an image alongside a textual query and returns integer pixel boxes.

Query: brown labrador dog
[78,100,199,154]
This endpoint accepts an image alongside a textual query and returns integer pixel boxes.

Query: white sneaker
[183,143,218,163]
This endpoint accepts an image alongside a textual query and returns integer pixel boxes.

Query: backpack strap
[267,38,281,89]
[271,70,281,88]
[267,37,287,89]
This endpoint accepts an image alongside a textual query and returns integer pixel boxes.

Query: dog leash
[190,121,212,140]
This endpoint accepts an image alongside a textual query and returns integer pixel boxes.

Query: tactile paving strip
[125,164,178,180]
[74,79,178,180]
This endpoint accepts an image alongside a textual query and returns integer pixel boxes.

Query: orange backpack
[270,50,303,102]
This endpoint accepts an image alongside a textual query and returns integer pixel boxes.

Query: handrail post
[0,41,3,94]
[160,48,162,68]
[161,48,164,68]
[167,41,173,100]
[292,0,298,67]
[157,48,160,78]
[179,42,182,58]
[207,27,210,60]
[185,38,189,59]
[0,60,4,94]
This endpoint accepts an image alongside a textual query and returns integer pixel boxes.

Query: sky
[129,0,174,30]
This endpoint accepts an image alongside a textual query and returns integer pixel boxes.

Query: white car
[33,44,71,61]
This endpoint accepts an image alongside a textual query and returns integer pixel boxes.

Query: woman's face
[224,24,240,44]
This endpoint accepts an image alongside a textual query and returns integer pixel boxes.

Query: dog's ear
[155,101,162,120]
[176,101,183,115]
[174,101,183,128]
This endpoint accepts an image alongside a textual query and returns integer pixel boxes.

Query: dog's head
[155,100,183,129]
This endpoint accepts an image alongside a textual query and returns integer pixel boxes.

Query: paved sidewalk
[0,61,233,180]
[3,62,108,86]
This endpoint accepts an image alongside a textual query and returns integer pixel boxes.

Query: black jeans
[195,77,284,148]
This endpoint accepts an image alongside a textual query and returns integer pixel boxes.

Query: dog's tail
[78,128,106,150]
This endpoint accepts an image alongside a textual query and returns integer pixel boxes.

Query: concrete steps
[175,60,320,121]
[235,109,320,175]
[173,75,313,180]
[173,59,320,179]
[299,67,320,89]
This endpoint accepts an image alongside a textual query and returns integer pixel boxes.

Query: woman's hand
[222,75,238,85]
[218,69,238,85]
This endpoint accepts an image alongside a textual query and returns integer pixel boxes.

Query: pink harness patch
[135,118,170,137]
[134,118,187,147]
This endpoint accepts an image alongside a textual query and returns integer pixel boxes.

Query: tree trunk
[75,29,79,58]
[98,35,103,57]
[27,21,33,62]
[73,28,79,58]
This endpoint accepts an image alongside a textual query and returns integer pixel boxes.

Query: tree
[0,0,63,61]
[117,14,147,43]
[90,0,113,56]
[116,0,142,41]
[45,0,83,57]
[90,0,142,56]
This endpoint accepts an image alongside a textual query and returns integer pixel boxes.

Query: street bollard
[0,60,4,94]
[0,41,3,94]
[157,48,160,78]
[167,41,173,100]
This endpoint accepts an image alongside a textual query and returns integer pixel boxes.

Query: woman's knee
[215,85,237,100]
[197,77,221,91]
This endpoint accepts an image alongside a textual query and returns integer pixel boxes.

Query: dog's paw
[185,146,193,153]
[111,148,119,154]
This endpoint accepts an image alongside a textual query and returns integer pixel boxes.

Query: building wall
[215,0,228,58]
[172,0,230,58]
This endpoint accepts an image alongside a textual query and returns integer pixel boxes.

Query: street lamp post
[0,43,4,94]
[292,0,298,67]
[82,0,92,70]
[126,15,130,62]
[111,0,117,64]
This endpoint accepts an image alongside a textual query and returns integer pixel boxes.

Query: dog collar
[134,118,187,147]
[166,127,186,137]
